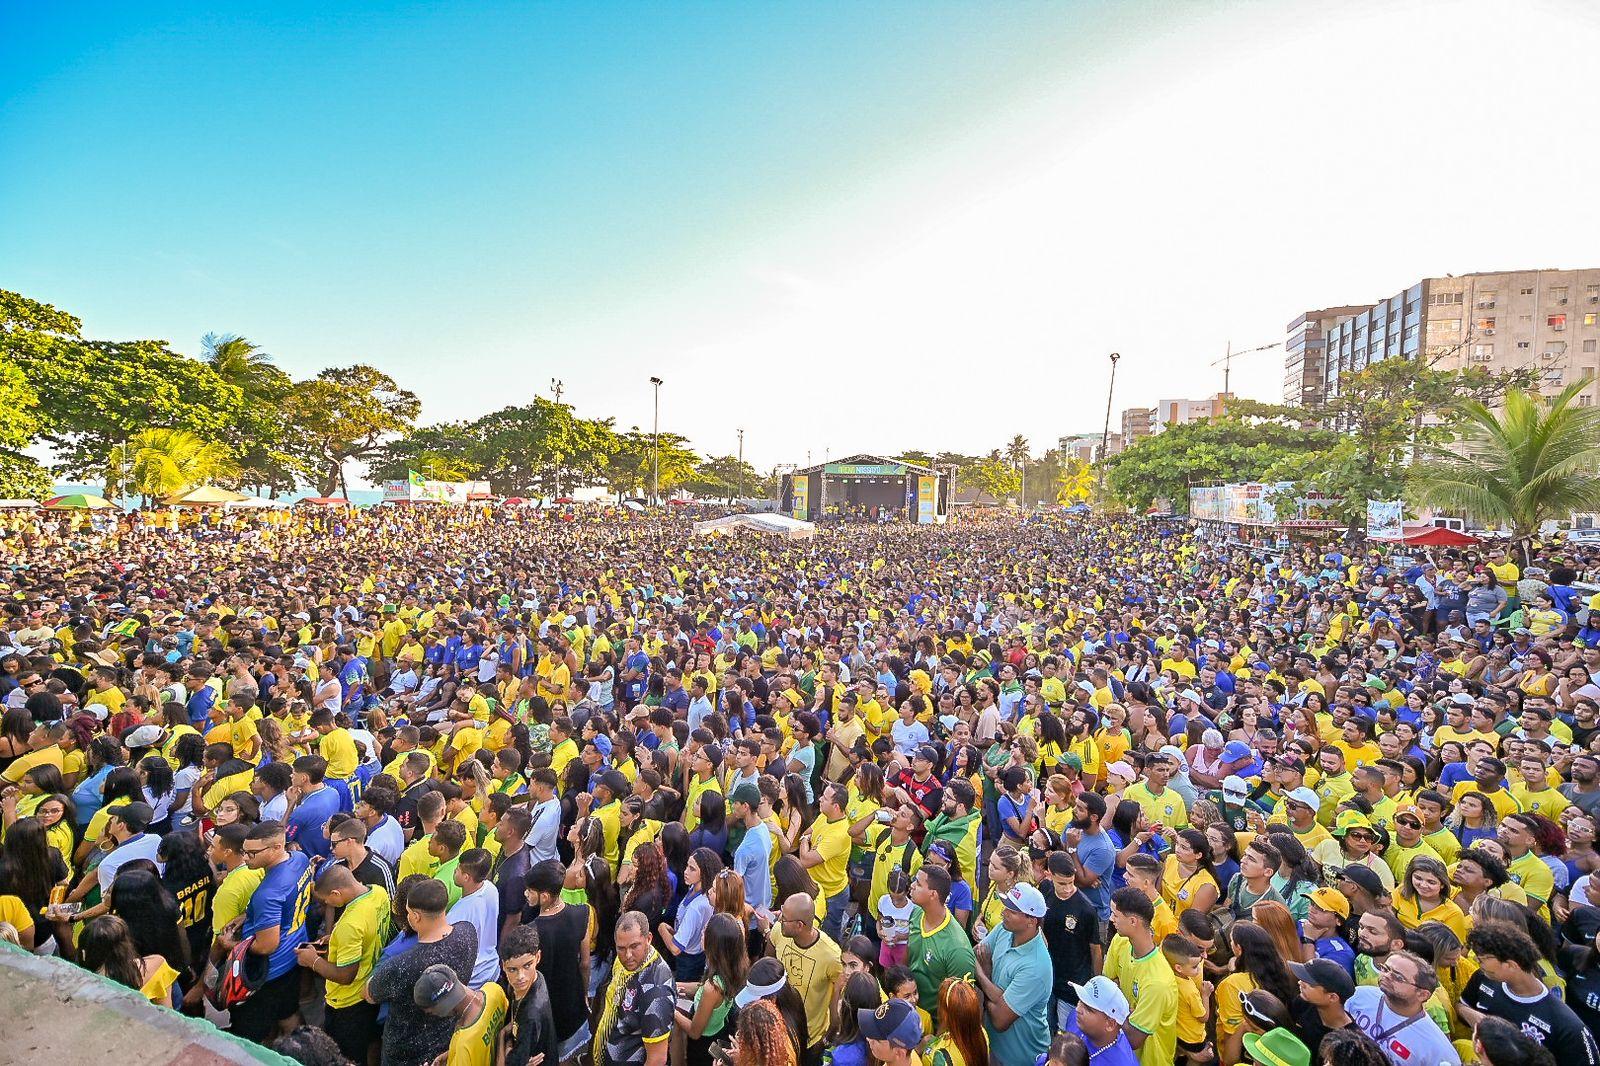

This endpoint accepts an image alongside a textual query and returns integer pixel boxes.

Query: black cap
[413,964,469,1014]
[108,801,155,834]
[1290,958,1356,1000]
[857,998,923,1049]
[1336,864,1387,897]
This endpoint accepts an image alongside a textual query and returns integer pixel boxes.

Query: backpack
[208,934,268,1009]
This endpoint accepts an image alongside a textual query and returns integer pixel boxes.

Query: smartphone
[48,902,82,920]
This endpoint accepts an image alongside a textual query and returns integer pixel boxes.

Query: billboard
[791,477,809,520]
[383,472,491,505]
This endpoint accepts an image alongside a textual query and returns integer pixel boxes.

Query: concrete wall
[0,943,294,1066]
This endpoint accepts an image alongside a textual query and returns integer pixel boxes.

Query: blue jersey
[285,785,343,861]
[244,852,313,980]
[186,684,217,727]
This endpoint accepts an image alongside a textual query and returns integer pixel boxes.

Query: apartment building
[1121,406,1154,444]
[1301,268,1600,406]
[1152,393,1230,433]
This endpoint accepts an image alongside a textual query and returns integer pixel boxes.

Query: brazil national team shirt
[245,851,314,980]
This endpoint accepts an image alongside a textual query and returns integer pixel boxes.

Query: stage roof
[792,454,940,477]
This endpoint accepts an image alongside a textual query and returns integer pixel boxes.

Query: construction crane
[1211,340,1283,397]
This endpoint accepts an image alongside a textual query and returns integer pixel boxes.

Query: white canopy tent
[693,512,816,540]
[223,496,287,509]
[0,500,39,509]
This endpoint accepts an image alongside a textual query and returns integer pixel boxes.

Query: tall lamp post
[550,378,564,499]
[1099,352,1121,495]
[649,376,663,504]
[737,427,745,501]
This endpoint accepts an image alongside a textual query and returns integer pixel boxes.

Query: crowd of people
[1,503,1599,1066]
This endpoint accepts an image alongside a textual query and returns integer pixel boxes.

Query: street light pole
[649,376,663,504]
[1100,352,1121,494]
[737,427,745,501]
[550,378,564,498]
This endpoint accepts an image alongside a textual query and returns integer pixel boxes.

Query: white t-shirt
[446,882,501,988]
[1347,986,1461,1066]
[877,894,914,946]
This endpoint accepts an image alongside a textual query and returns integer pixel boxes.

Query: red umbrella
[554,496,576,504]
[667,498,691,507]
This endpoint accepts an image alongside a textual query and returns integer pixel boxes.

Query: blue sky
[5,1,1600,476]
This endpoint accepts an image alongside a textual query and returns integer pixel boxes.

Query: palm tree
[202,333,281,400]
[1410,380,1600,562]
[106,429,237,504]
[1005,435,1029,506]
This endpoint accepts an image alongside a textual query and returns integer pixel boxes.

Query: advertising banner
[1366,500,1404,539]
[791,477,809,520]
[916,475,937,524]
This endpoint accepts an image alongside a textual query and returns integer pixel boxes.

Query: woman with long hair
[138,754,176,834]
[79,913,180,1005]
[1263,829,1319,922]
[827,971,884,1066]
[1394,855,1467,939]
[623,840,671,940]
[1448,791,1498,849]
[975,845,1028,942]
[675,912,749,1066]
[728,997,797,1066]
[688,789,728,856]
[927,975,989,1066]
[1162,828,1220,916]
[1248,900,1302,967]
[662,847,721,981]
[738,956,809,1059]
[1215,921,1300,1066]
[107,865,189,976]
[158,829,214,986]
[0,815,70,932]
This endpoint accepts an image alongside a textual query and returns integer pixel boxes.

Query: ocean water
[51,484,387,507]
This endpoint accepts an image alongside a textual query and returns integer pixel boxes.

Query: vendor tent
[297,497,352,507]
[223,496,285,509]
[693,512,816,540]
[0,500,39,509]
[161,485,251,507]
[1372,523,1480,547]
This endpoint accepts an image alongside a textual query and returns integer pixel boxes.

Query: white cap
[1107,761,1135,781]
[1222,775,1249,798]
[1001,883,1048,918]
[1179,688,1203,704]
[1069,975,1130,1025]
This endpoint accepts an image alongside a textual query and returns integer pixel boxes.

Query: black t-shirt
[530,902,591,1042]
[1291,1003,1358,1058]
[505,976,559,1066]
[365,921,480,1066]
[1467,977,1600,1065]
[393,780,436,837]
[1040,883,1099,996]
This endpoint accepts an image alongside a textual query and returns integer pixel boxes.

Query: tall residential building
[1305,268,1600,405]
[1153,393,1230,433]
[1284,306,1373,407]
[1058,432,1123,462]
[1121,406,1154,444]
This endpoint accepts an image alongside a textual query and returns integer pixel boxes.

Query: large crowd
[1,503,1599,1066]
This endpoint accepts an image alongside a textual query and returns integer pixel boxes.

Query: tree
[282,365,420,497]
[600,429,699,500]
[366,422,484,485]
[682,455,763,500]
[0,356,49,497]
[959,454,1022,504]
[1410,380,1600,562]
[106,428,236,503]
[1105,418,1332,513]
[201,333,290,402]
[1057,457,1096,505]
[17,338,249,480]
[1229,358,1539,531]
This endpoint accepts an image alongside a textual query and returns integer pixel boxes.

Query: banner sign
[916,475,937,524]
[1366,500,1404,539]
[791,477,809,520]
[823,463,903,476]
[384,472,490,505]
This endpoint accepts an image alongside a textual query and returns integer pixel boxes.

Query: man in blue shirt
[285,754,343,862]
[1054,977,1140,1066]
[976,884,1053,1065]
[230,821,313,1043]
[184,667,217,727]
[729,786,773,914]
[1066,791,1118,921]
